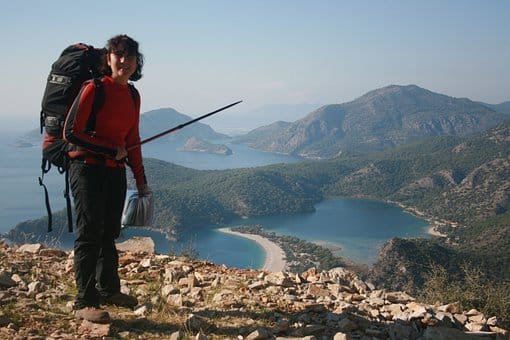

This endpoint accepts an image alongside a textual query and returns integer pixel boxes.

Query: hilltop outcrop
[0,239,508,339]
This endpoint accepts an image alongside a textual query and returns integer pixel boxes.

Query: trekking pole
[127,100,242,151]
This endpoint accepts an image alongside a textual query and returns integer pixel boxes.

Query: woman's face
[107,45,137,84]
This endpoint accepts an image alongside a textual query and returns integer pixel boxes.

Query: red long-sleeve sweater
[63,76,146,185]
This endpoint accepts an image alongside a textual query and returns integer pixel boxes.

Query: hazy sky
[1,0,509,132]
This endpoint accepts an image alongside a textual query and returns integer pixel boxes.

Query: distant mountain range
[205,103,322,134]
[17,86,510,157]
[234,85,509,158]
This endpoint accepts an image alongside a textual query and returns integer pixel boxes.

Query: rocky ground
[0,238,508,339]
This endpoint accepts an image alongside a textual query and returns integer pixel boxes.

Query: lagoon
[125,198,430,268]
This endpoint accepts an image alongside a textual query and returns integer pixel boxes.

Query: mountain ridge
[235,84,509,158]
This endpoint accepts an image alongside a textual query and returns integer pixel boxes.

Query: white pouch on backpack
[121,191,155,227]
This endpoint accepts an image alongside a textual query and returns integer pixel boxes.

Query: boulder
[385,291,415,304]
[265,272,294,287]
[78,320,112,337]
[422,326,485,339]
[333,332,350,340]
[28,281,44,295]
[116,237,155,254]
[17,243,43,254]
[246,328,273,339]
[437,302,462,314]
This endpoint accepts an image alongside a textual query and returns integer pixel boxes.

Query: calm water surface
[124,198,430,267]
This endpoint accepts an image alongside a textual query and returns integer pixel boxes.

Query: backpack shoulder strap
[83,78,105,135]
[128,83,140,110]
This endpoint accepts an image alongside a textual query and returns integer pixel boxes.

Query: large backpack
[39,43,105,233]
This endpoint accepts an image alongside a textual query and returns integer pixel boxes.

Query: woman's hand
[115,147,128,160]
[137,183,152,196]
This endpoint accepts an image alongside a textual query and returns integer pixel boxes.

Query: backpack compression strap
[38,175,53,232]
[38,157,72,233]
[64,159,73,233]
[128,83,140,108]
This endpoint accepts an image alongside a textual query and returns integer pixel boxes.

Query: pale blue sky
[1,0,509,131]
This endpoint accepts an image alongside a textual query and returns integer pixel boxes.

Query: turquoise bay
[119,198,430,268]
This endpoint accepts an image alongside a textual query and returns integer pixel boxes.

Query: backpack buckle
[45,116,64,128]
[48,73,72,85]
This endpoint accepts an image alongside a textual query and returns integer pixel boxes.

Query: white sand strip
[427,225,447,237]
[217,228,286,272]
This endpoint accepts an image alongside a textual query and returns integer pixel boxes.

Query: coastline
[217,227,287,272]
[388,199,450,238]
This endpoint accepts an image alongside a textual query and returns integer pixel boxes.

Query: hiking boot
[101,292,138,308]
[75,307,110,323]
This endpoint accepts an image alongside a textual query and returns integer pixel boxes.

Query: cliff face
[0,239,508,339]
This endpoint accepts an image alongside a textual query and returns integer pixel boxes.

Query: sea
[0,131,430,268]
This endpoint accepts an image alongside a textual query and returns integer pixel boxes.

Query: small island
[178,137,233,155]
[11,140,35,148]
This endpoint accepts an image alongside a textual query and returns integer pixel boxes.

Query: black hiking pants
[69,161,126,309]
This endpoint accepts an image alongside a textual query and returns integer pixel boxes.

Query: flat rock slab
[116,237,155,254]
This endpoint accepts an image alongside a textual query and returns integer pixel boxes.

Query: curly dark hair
[103,34,144,81]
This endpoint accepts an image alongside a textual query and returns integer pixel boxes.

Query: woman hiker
[63,34,150,323]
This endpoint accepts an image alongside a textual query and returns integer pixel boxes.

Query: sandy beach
[427,225,447,237]
[217,228,287,272]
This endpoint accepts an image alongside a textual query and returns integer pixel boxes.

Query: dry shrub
[419,263,510,329]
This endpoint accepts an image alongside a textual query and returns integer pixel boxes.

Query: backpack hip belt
[71,154,126,168]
